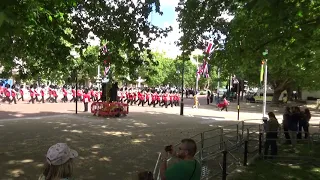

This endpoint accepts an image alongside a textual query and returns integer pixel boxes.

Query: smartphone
[165,145,172,152]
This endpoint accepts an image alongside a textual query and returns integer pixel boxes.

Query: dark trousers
[264,132,278,158]
[283,126,291,143]
[70,96,76,102]
[84,102,88,112]
[62,95,68,103]
[161,101,168,108]
[11,97,17,104]
[221,106,228,111]
[138,99,144,106]
[207,98,210,105]
[297,122,309,139]
[2,97,10,103]
[29,97,35,104]
[40,96,45,103]
[18,95,24,101]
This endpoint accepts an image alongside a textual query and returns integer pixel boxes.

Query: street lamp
[71,51,80,114]
[262,49,268,120]
[180,55,185,116]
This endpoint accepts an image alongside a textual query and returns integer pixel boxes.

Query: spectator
[217,95,229,112]
[264,112,280,158]
[206,90,211,105]
[192,92,200,109]
[297,108,311,139]
[38,143,78,180]
[138,171,154,180]
[282,107,291,144]
[160,139,201,180]
[288,107,300,147]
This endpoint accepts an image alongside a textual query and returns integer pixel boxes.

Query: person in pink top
[217,95,229,111]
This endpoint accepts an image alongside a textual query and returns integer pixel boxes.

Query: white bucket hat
[46,143,78,166]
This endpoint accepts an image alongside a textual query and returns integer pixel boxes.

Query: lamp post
[217,67,220,98]
[262,50,268,120]
[195,55,199,92]
[180,55,185,116]
[75,70,78,114]
[71,51,80,114]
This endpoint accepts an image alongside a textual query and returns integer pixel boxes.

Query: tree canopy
[176,0,320,101]
[0,0,171,79]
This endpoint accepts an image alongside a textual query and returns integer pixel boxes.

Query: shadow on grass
[230,142,320,180]
[232,160,320,180]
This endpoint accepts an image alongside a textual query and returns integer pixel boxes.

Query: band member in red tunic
[174,91,180,106]
[18,85,25,101]
[161,90,169,108]
[34,85,41,102]
[46,85,53,102]
[70,86,76,102]
[11,85,17,104]
[29,85,35,104]
[145,89,151,105]
[156,91,161,107]
[77,89,83,102]
[52,86,58,103]
[62,85,68,103]
[128,89,134,105]
[40,85,45,103]
[169,91,175,107]
[2,84,11,104]
[137,90,145,106]
[82,89,91,112]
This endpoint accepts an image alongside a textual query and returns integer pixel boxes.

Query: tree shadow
[0,111,240,179]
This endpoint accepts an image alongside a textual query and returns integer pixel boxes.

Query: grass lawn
[230,142,320,180]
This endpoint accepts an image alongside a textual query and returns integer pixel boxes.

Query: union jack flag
[101,45,108,55]
[104,65,110,77]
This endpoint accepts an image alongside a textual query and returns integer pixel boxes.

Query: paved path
[0,101,319,180]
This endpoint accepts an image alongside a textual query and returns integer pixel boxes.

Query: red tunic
[82,93,91,103]
[11,89,16,97]
[63,88,68,96]
[29,89,34,97]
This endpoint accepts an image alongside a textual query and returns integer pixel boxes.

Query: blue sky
[150,3,176,28]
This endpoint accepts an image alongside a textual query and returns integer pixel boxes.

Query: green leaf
[48,15,52,22]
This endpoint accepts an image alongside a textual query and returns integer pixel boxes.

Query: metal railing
[153,119,263,180]
[153,120,320,180]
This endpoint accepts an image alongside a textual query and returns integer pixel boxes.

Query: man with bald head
[160,139,201,180]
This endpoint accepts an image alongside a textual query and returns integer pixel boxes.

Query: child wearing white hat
[39,143,78,180]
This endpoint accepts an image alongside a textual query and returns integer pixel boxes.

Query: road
[0,97,319,180]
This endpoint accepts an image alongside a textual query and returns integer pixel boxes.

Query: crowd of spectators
[263,106,311,158]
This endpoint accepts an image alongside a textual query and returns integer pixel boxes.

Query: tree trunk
[272,90,282,104]
[286,86,293,101]
[271,78,292,104]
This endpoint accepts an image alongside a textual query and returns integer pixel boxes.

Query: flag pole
[262,50,268,119]
[196,55,199,92]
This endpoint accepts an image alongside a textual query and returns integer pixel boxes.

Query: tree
[176,0,320,102]
[0,0,171,79]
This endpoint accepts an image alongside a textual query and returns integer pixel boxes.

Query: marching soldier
[29,85,35,104]
[161,90,169,108]
[11,85,17,104]
[82,88,90,112]
[62,85,68,103]
[137,90,145,106]
[40,85,45,103]
[18,85,25,101]
[70,86,76,102]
